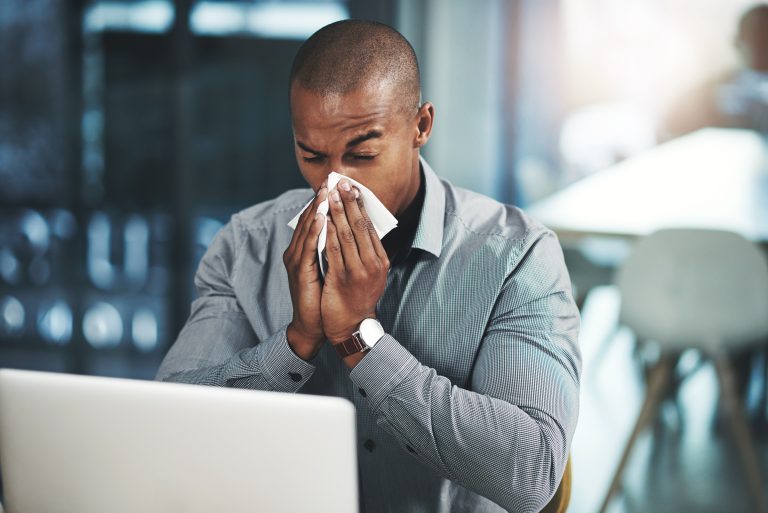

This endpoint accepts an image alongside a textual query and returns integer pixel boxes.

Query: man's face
[290,82,422,217]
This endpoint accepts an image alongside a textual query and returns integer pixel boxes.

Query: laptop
[0,369,358,513]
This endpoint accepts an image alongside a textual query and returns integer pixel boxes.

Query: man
[662,3,768,138]
[157,20,580,513]
[659,3,768,425]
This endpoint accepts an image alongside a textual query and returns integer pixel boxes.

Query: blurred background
[1,0,767,512]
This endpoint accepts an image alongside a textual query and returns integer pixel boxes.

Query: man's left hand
[321,179,390,346]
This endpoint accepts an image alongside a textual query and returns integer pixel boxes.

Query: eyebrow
[295,129,384,156]
[296,141,321,155]
[346,130,383,149]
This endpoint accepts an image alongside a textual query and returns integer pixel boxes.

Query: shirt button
[405,444,416,454]
[363,439,376,453]
[288,372,302,382]
[358,388,367,397]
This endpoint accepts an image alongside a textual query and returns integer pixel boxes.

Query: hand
[322,179,390,345]
[283,184,328,360]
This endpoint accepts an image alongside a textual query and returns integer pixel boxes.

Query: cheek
[297,165,325,192]
[365,177,402,215]
[376,153,410,191]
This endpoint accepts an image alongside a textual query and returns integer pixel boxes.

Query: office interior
[1,1,767,512]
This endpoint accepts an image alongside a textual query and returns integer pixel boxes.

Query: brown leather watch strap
[334,333,366,358]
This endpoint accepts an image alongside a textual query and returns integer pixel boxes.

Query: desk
[527,128,768,243]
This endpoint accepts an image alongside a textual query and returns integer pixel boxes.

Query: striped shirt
[156,158,581,513]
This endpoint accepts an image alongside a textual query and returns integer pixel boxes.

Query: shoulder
[196,188,312,281]
[441,181,553,261]
[204,188,312,265]
[229,188,314,238]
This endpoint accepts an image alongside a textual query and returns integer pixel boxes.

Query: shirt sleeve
[155,216,316,392]
[348,232,581,513]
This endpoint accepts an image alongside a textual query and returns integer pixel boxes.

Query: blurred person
[662,3,768,138]
[661,4,768,429]
[156,20,580,513]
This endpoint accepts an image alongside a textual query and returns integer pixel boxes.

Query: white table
[527,128,768,244]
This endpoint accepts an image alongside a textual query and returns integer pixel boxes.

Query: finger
[287,192,317,256]
[357,195,389,262]
[337,182,378,265]
[328,186,363,269]
[325,217,346,273]
[299,187,327,240]
[289,187,327,257]
[299,211,325,277]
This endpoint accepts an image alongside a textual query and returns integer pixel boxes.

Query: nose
[322,161,356,183]
[326,156,345,175]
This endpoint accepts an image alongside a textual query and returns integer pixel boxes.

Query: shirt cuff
[348,334,420,410]
[256,324,317,392]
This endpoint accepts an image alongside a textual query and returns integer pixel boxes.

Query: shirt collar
[411,156,445,258]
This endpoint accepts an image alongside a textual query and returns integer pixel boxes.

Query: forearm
[384,366,565,511]
[157,321,316,394]
[350,336,576,513]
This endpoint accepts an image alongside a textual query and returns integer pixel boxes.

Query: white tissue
[287,172,398,276]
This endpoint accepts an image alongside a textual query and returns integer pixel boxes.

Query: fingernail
[353,187,360,199]
[331,190,341,203]
[340,180,351,191]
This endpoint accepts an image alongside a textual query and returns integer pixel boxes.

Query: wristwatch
[334,318,385,358]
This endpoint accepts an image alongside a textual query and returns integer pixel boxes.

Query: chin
[385,200,403,218]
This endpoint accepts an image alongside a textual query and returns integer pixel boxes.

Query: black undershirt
[381,166,426,267]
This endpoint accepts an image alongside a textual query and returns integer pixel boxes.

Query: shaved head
[737,4,768,70]
[290,20,421,113]
[739,4,768,44]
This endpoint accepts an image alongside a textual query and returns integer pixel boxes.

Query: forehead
[290,82,402,137]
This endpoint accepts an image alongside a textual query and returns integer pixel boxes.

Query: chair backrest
[616,229,768,353]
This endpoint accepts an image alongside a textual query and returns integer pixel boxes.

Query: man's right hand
[283,185,327,361]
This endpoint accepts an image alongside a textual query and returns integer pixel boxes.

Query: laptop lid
[0,369,358,513]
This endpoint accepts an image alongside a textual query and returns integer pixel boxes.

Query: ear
[413,102,435,148]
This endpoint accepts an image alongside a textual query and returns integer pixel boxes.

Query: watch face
[359,318,384,348]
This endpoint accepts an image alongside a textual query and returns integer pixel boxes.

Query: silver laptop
[0,369,358,513]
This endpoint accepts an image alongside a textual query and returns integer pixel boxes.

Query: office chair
[599,229,768,513]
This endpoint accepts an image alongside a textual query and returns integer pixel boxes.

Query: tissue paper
[288,172,398,276]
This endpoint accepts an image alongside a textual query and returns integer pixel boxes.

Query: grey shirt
[156,158,581,513]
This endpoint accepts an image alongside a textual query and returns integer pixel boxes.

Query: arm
[155,211,319,392]
[320,183,580,511]
[349,233,581,513]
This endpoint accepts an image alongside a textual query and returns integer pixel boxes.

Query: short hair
[290,20,421,113]
[738,4,768,49]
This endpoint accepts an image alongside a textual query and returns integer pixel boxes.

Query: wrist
[330,317,384,366]
[328,332,355,346]
[286,323,324,361]
[327,315,376,346]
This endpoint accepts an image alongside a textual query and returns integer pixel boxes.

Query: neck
[382,165,424,261]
